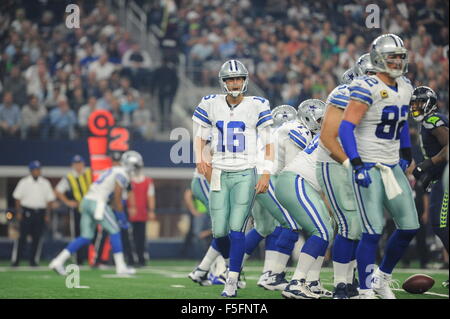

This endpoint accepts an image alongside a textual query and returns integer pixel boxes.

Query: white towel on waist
[375,163,403,200]
[211,168,222,191]
[94,200,106,220]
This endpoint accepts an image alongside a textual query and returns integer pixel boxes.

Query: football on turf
[402,274,435,294]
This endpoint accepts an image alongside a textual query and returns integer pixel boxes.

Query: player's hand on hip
[196,161,211,176]
[255,173,270,194]
[353,164,372,188]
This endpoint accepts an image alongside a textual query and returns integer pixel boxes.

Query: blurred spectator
[151,58,179,132]
[0,91,21,138]
[2,66,27,106]
[46,97,77,139]
[88,53,116,81]
[122,43,152,90]
[132,97,152,140]
[20,94,47,139]
[120,92,139,127]
[78,96,98,137]
[24,58,54,104]
[113,77,140,104]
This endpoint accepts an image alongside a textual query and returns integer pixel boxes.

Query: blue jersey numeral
[375,105,409,140]
[203,94,217,100]
[216,120,246,153]
[253,96,266,103]
[363,77,379,87]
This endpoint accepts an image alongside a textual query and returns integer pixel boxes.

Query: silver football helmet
[218,59,249,97]
[370,34,408,78]
[341,68,357,85]
[272,105,297,127]
[354,53,376,76]
[297,99,326,134]
[120,150,143,173]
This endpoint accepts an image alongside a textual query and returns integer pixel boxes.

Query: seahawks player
[316,53,376,299]
[244,105,309,291]
[49,151,142,276]
[410,86,448,270]
[192,59,274,297]
[339,34,419,299]
[275,99,334,299]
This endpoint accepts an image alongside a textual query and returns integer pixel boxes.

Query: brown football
[402,274,435,294]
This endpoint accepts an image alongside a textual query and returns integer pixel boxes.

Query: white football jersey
[85,166,129,202]
[192,94,273,171]
[348,75,413,165]
[317,84,350,164]
[284,134,321,191]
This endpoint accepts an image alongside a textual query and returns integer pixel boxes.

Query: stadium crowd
[0,0,156,140]
[146,0,449,117]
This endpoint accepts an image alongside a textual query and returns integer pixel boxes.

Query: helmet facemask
[218,60,249,97]
[222,76,248,98]
[370,34,409,78]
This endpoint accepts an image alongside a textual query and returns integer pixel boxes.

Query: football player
[316,53,376,299]
[275,99,334,299]
[244,105,310,292]
[192,59,274,297]
[410,86,448,272]
[49,151,142,276]
[339,34,419,299]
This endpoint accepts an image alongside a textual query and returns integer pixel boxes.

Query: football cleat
[307,280,333,298]
[207,272,226,285]
[257,271,272,287]
[188,267,211,286]
[358,289,378,299]
[282,279,320,299]
[442,280,449,288]
[348,276,360,299]
[49,260,67,276]
[221,277,238,297]
[116,266,136,275]
[237,271,246,289]
[371,268,397,299]
[332,282,349,299]
[260,272,289,291]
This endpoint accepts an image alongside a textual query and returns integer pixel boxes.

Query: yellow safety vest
[67,168,93,202]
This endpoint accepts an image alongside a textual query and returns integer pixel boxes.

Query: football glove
[412,159,434,180]
[351,157,372,188]
[114,211,129,229]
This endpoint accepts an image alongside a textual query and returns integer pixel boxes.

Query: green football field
[0,260,448,299]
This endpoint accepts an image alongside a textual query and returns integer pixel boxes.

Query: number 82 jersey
[192,94,273,171]
[348,75,413,165]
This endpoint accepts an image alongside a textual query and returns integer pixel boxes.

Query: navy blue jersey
[420,112,448,179]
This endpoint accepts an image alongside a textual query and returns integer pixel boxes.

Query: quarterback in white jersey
[49,151,143,276]
[192,59,273,298]
[339,34,420,299]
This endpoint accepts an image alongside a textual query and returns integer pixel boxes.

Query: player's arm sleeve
[256,101,273,130]
[339,120,360,162]
[348,79,373,106]
[115,173,129,189]
[192,99,212,128]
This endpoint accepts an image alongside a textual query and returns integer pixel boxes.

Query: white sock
[241,253,251,269]
[198,246,221,271]
[333,261,349,286]
[54,249,71,264]
[215,255,227,275]
[306,255,324,282]
[346,259,357,284]
[263,250,278,273]
[113,252,127,271]
[228,271,239,281]
[292,253,316,281]
[270,252,290,274]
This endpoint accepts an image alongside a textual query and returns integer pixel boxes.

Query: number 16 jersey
[192,94,273,171]
[348,75,413,165]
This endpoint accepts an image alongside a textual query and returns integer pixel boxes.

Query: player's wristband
[400,147,412,163]
[350,157,364,168]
